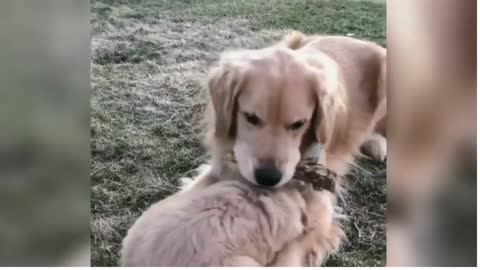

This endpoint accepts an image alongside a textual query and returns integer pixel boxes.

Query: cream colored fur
[121,176,343,266]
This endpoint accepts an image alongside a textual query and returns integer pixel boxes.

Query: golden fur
[202,31,386,182]
[185,31,387,265]
[121,31,386,266]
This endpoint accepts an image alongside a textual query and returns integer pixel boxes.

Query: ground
[90,0,386,266]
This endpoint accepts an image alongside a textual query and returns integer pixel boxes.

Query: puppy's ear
[311,71,349,153]
[207,60,247,141]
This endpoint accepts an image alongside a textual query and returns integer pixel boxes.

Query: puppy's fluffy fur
[121,31,386,266]
[121,176,342,266]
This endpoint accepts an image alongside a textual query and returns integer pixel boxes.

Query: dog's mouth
[223,153,337,193]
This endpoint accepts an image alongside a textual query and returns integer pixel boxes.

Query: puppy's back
[121,180,307,266]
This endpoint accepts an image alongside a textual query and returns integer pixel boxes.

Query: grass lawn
[90,0,386,266]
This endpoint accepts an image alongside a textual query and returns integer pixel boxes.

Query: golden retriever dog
[180,31,386,264]
[185,31,386,190]
[121,174,342,266]
[122,31,386,266]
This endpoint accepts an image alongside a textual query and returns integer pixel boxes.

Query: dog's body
[283,33,387,175]
[121,32,386,266]
[122,177,341,266]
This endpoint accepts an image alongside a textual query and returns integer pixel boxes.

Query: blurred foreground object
[388,0,476,266]
[0,0,90,266]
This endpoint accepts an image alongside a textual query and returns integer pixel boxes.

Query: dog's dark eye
[287,120,305,131]
[244,112,262,126]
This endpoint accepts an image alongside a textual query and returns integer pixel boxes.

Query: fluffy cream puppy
[121,176,342,266]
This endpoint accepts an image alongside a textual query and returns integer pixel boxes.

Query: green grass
[90,0,386,266]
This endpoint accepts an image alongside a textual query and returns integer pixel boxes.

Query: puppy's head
[206,46,344,187]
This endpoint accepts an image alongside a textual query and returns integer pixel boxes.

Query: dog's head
[205,46,346,187]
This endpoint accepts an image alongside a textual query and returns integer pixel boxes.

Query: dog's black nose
[254,163,282,187]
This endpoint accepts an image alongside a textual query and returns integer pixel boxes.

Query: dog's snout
[254,161,282,187]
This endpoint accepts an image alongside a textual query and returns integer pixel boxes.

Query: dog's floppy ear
[311,70,349,153]
[207,58,247,142]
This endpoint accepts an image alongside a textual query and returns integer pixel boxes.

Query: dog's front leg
[304,190,345,266]
[269,238,310,266]
[270,191,344,267]
[179,164,219,193]
[361,133,387,162]
[269,229,339,267]
[320,148,356,178]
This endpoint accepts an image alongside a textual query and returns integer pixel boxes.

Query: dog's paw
[179,164,214,193]
[361,134,387,162]
[304,220,346,266]
[179,177,194,188]
[305,248,327,266]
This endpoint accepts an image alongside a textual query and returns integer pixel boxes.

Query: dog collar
[314,144,322,160]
